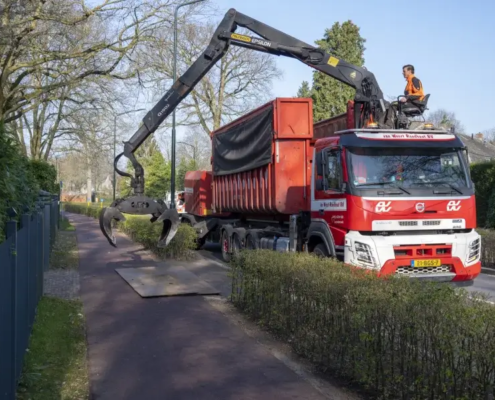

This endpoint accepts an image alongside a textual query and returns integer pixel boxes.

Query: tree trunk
[86,153,92,203]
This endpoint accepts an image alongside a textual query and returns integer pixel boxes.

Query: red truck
[98,9,480,285]
[178,97,481,286]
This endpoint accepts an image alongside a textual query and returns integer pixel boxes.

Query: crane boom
[100,8,388,248]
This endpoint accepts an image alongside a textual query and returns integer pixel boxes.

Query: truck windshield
[346,147,469,190]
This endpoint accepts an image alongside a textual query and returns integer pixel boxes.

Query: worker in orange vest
[400,64,425,103]
[381,64,426,128]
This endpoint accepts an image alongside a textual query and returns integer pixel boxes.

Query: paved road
[200,243,495,301]
[67,213,345,400]
[467,272,495,301]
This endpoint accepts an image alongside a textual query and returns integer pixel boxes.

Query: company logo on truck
[231,33,251,43]
[415,203,425,213]
[251,38,271,47]
[356,133,455,141]
[375,201,391,213]
[447,200,461,211]
[312,199,347,211]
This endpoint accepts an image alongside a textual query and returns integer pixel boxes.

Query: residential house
[457,132,495,164]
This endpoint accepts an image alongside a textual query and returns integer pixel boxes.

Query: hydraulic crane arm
[99,8,388,248]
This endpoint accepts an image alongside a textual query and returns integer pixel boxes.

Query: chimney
[475,132,484,142]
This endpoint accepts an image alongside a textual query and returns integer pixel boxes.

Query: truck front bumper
[344,230,482,283]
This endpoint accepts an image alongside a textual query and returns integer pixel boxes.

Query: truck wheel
[313,243,330,257]
[232,234,242,256]
[245,235,257,250]
[245,230,260,250]
[221,230,232,263]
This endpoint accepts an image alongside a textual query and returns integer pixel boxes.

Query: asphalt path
[67,214,336,400]
[200,243,495,301]
[467,272,495,301]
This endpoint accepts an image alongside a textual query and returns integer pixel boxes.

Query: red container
[183,170,214,217]
[210,98,314,216]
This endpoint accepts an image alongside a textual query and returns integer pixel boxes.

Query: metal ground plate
[115,264,220,298]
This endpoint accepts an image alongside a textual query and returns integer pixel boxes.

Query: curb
[481,267,495,276]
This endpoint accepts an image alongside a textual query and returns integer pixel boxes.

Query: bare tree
[177,126,211,170]
[56,108,115,200]
[482,127,495,143]
[0,0,177,128]
[425,109,465,133]
[142,19,283,137]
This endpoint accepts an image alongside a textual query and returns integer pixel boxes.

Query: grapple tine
[156,208,181,248]
[99,206,126,247]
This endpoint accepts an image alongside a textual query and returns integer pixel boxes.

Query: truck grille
[397,220,442,227]
[399,221,418,226]
[396,265,451,275]
[422,220,441,226]
[394,244,452,258]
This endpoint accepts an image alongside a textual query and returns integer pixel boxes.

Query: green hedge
[470,160,495,227]
[63,203,101,219]
[28,159,59,194]
[62,202,197,260]
[231,250,495,399]
[0,123,58,241]
[478,229,495,268]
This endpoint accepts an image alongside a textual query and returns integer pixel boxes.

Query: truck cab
[311,127,481,284]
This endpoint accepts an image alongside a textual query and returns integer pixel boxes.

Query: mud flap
[99,207,126,247]
[156,208,181,248]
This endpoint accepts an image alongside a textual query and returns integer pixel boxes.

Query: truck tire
[245,230,261,250]
[221,230,232,263]
[245,235,257,250]
[313,243,330,257]
[232,233,242,257]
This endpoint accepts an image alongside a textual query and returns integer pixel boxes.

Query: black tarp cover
[212,104,274,176]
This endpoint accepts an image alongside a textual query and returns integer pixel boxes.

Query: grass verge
[50,216,78,269]
[16,297,89,400]
[17,214,89,399]
[60,216,75,231]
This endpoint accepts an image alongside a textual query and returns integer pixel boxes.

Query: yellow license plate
[411,259,441,267]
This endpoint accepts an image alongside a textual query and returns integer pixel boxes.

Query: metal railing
[0,193,60,400]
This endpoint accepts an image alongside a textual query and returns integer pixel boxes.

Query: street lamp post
[171,0,206,209]
[177,141,197,169]
[113,108,145,200]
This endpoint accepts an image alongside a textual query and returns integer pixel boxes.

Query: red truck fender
[306,220,336,257]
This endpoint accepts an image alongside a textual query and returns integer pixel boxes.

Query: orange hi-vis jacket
[404,75,425,101]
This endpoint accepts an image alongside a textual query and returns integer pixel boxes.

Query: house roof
[457,134,495,163]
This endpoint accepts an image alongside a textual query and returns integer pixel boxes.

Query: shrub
[477,228,495,268]
[119,216,197,260]
[62,203,197,260]
[62,203,101,219]
[0,124,39,241]
[470,160,495,227]
[28,160,59,194]
[231,250,495,399]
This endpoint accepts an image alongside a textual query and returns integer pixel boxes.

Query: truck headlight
[466,238,481,264]
[355,241,378,269]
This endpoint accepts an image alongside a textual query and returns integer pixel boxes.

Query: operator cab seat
[401,94,430,118]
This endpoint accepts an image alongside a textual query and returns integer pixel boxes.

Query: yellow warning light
[367,122,379,128]
[423,122,435,130]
